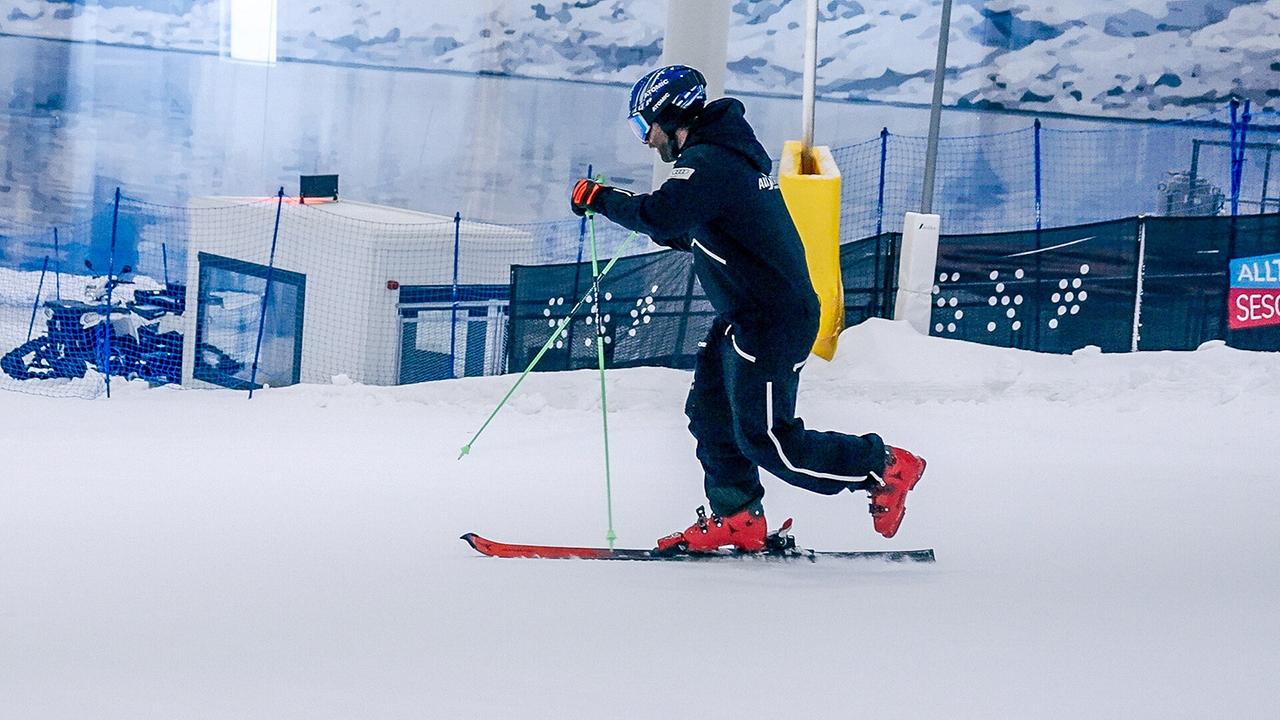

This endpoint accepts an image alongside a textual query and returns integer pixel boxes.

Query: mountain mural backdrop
[1,0,1276,119]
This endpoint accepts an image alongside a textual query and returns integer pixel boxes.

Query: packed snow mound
[21,314,1278,412]
[193,316,1280,418]
[809,318,1280,405]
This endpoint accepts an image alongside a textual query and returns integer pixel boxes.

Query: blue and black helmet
[626,65,707,143]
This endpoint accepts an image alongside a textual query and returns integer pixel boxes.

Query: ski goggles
[626,113,651,143]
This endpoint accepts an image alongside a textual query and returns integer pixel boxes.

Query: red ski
[461,519,934,563]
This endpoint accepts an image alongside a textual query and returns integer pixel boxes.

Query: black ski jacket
[594,98,819,359]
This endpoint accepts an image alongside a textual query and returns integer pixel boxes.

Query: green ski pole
[587,214,617,549]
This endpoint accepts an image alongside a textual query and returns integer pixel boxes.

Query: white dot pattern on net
[1047,264,1091,329]
[934,265,1044,336]
[935,268,1028,336]
[988,268,1026,332]
[932,273,962,335]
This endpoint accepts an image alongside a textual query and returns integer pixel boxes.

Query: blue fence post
[1033,119,1043,230]
[1229,100,1238,216]
[1241,100,1252,204]
[876,128,889,235]
[104,187,121,399]
[1229,99,1242,217]
[449,211,461,379]
[1231,99,1251,217]
[162,242,169,285]
[248,188,285,399]
[874,130,891,318]
[26,257,49,342]
[52,226,61,300]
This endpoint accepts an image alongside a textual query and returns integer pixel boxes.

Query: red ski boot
[868,446,926,538]
[656,506,767,554]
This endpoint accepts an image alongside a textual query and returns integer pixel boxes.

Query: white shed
[178,197,536,388]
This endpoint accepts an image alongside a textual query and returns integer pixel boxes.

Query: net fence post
[26,257,49,342]
[53,226,62,300]
[450,211,461,379]
[104,187,121,399]
[876,127,889,235]
[1229,100,1239,216]
[248,188,285,399]
[1229,99,1251,218]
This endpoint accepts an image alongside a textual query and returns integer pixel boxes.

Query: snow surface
[1,318,1278,718]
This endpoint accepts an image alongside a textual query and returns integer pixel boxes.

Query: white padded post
[894,212,941,334]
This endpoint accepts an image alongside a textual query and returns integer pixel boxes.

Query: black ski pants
[685,317,886,516]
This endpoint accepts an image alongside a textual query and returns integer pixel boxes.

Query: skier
[570,65,926,552]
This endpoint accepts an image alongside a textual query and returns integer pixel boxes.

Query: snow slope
[1,319,1277,718]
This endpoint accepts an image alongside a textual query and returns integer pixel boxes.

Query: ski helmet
[627,65,707,143]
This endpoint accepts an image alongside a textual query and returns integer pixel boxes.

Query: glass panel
[195,256,303,388]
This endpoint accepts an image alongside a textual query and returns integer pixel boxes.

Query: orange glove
[571,178,607,216]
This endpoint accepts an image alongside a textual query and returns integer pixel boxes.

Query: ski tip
[459,533,481,550]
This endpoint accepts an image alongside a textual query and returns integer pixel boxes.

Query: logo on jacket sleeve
[758,174,778,190]
[670,167,695,180]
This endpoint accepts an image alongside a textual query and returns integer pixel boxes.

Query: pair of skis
[462,518,934,563]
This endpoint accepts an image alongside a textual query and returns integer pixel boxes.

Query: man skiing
[570,65,926,553]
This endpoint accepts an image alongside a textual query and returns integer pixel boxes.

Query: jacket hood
[682,98,772,174]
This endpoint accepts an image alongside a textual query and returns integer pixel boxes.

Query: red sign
[1228,253,1280,330]
[1228,288,1280,329]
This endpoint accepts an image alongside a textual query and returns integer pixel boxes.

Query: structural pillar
[654,0,730,189]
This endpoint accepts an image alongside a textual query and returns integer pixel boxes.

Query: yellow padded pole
[779,140,843,360]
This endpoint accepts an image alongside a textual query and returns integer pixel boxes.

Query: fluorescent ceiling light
[228,0,278,63]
